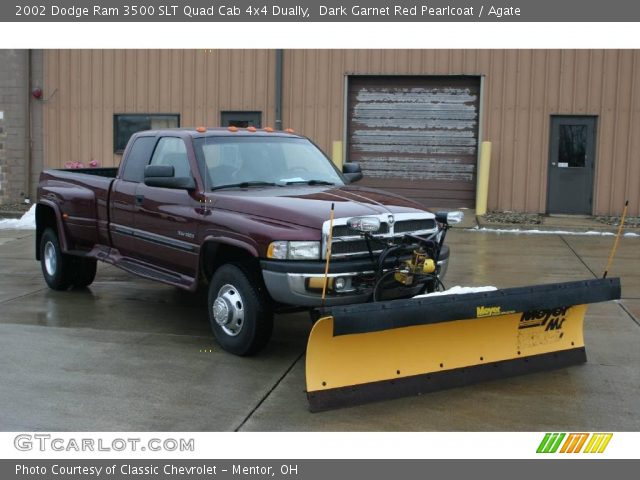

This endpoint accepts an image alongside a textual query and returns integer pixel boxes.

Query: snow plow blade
[306,278,621,412]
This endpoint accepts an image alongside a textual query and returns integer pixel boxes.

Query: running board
[116,258,194,289]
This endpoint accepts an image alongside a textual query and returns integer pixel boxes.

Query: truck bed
[38,168,117,251]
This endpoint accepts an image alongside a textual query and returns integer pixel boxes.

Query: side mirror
[144,165,196,190]
[342,162,363,183]
[145,165,174,178]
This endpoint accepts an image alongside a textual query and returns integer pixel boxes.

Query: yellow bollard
[475,141,492,216]
[332,141,343,170]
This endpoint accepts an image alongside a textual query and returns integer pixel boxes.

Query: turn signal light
[307,277,333,291]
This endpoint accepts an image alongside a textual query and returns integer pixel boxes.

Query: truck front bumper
[260,244,450,307]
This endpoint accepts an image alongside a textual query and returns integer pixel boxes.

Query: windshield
[193,136,345,190]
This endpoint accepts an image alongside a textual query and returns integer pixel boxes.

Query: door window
[120,136,157,182]
[558,125,587,168]
[149,137,191,178]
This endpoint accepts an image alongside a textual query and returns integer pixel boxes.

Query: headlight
[267,241,320,260]
[446,211,464,224]
[435,210,464,225]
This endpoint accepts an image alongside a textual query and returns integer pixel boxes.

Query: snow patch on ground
[414,285,497,299]
[0,205,36,229]
[471,226,639,237]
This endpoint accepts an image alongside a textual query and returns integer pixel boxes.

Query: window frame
[113,113,180,154]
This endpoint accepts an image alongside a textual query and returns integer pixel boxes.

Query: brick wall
[0,50,29,205]
[30,50,44,200]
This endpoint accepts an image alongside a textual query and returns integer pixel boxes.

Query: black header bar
[5,1,640,22]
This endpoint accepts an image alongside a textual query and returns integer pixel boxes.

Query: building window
[113,114,179,153]
[221,111,262,128]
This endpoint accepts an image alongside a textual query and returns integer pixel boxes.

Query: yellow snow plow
[306,277,620,412]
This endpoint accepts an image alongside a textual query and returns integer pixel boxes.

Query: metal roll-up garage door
[348,76,480,208]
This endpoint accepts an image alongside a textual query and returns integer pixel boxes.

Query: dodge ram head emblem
[387,215,395,225]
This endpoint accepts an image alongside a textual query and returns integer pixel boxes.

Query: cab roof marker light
[284,128,295,133]
[264,127,274,132]
[227,126,238,132]
[196,126,207,133]
[247,126,257,132]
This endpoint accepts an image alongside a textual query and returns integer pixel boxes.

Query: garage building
[0,49,638,216]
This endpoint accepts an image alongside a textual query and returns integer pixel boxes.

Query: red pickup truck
[36,128,455,355]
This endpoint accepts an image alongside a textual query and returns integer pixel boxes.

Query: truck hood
[209,185,431,230]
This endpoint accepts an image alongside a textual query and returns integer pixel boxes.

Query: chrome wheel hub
[213,284,244,336]
[44,241,57,276]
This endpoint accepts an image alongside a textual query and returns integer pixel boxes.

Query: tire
[40,228,73,291]
[208,263,273,356]
[70,256,97,288]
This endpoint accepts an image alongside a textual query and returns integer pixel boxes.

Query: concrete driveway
[0,228,638,431]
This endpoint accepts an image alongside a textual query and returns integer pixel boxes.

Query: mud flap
[305,278,621,412]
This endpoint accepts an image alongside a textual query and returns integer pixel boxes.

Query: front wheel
[208,263,273,356]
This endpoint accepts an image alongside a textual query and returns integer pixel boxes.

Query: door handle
[135,195,144,206]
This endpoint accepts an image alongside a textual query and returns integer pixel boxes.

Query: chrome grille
[331,240,377,256]
[331,236,407,256]
[395,219,436,233]
[331,223,390,237]
[323,212,438,259]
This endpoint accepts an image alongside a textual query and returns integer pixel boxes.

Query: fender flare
[198,236,261,288]
[200,235,260,259]
[36,200,70,256]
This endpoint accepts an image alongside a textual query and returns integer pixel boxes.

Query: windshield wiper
[211,181,278,191]
[283,179,335,186]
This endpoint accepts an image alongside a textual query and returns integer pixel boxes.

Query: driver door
[133,136,200,275]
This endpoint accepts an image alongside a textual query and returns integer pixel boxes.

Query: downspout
[275,49,283,131]
[25,49,32,202]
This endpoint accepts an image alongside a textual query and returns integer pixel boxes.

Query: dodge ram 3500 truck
[36,128,455,355]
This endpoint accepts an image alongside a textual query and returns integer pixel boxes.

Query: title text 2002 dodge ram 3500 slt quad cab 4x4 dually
[36,127,457,355]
